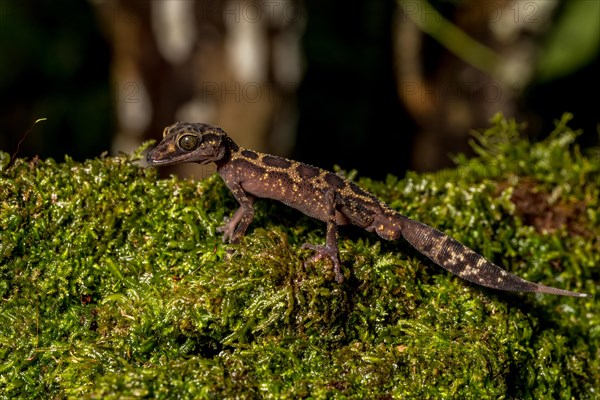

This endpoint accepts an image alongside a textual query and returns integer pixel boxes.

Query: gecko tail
[397,216,589,298]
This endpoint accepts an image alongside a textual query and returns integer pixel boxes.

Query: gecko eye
[178,134,200,151]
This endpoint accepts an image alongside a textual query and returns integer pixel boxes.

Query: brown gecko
[147,122,589,298]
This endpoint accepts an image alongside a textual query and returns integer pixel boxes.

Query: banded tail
[398,216,589,298]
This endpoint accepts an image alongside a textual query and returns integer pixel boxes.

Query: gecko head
[147,122,234,166]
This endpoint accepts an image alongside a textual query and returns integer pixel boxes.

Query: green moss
[0,114,598,398]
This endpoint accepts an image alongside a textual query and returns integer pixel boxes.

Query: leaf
[537,0,600,82]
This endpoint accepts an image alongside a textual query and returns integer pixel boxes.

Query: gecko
[146,122,589,298]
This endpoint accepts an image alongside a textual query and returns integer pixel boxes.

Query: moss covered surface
[0,114,598,398]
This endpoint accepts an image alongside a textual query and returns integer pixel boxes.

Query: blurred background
[0,0,598,179]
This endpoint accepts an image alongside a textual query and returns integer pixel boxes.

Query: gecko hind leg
[302,190,344,283]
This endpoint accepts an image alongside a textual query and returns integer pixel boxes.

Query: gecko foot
[301,243,344,283]
[217,218,235,243]
[217,218,237,243]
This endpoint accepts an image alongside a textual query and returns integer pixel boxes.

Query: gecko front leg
[217,182,255,243]
[302,190,344,283]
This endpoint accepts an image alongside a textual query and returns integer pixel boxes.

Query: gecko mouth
[146,153,170,166]
[146,151,213,166]
[146,151,184,166]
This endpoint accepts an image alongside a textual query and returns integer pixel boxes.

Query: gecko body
[147,122,588,298]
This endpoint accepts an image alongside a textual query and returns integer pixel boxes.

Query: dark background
[0,0,598,179]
